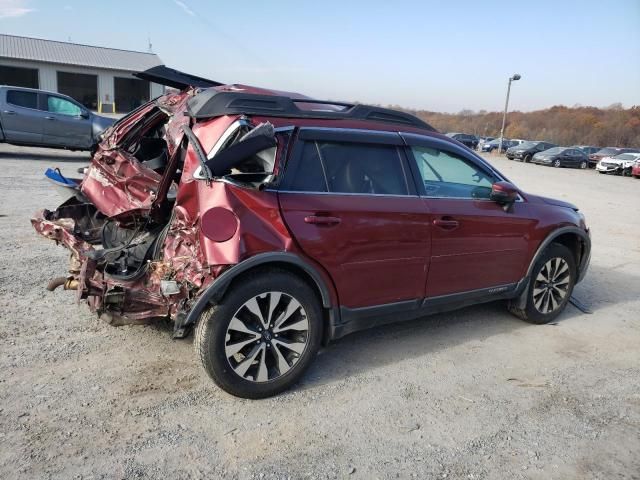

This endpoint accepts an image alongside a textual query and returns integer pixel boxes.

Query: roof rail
[186,90,436,131]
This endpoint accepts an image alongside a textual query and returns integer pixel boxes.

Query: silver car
[0,85,114,150]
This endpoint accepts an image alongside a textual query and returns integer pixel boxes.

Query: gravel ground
[0,143,638,480]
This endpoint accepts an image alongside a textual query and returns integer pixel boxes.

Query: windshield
[518,141,538,149]
[596,148,620,155]
[542,147,563,155]
[614,153,635,160]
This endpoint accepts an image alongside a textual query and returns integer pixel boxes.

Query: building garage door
[57,71,98,110]
[114,77,149,113]
[0,65,39,88]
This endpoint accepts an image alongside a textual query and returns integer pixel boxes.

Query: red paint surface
[279,193,430,308]
[201,207,238,242]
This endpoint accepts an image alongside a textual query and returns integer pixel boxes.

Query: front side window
[47,96,82,116]
[411,146,495,199]
[6,90,38,109]
[287,141,409,195]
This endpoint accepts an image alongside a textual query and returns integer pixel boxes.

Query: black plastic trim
[179,252,333,334]
[511,226,591,310]
[526,226,591,283]
[330,282,522,340]
[186,90,436,131]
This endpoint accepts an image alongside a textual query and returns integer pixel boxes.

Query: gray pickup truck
[0,85,114,150]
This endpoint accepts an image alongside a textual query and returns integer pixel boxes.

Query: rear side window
[284,141,328,192]
[6,90,38,109]
[286,140,409,195]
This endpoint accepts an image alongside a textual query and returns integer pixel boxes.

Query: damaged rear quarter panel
[159,120,294,288]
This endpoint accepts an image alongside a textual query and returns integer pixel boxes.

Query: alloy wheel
[224,292,309,383]
[580,161,587,169]
[532,257,571,314]
[554,159,561,168]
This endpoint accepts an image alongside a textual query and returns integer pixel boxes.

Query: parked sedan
[445,132,479,150]
[481,138,515,153]
[532,147,589,169]
[506,141,557,162]
[596,152,640,175]
[588,147,640,168]
[572,145,600,157]
[0,85,114,150]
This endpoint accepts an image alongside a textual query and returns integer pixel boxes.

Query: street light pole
[498,73,521,154]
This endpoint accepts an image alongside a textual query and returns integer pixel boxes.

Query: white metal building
[0,34,165,113]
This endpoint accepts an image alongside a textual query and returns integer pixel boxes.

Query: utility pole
[498,74,521,154]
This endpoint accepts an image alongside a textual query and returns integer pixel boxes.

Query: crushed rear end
[31,85,291,334]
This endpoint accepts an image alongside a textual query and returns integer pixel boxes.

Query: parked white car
[596,152,640,175]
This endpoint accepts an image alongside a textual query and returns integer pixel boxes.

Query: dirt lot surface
[1,143,639,480]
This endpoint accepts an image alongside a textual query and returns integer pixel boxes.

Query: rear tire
[508,243,576,324]
[194,269,323,399]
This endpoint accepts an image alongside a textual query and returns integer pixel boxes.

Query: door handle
[304,215,341,226]
[3,110,16,115]
[44,116,56,121]
[433,217,459,229]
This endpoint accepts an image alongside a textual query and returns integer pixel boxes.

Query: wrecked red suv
[32,68,591,398]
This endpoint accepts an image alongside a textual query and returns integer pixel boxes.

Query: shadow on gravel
[572,263,640,313]
[308,301,525,386]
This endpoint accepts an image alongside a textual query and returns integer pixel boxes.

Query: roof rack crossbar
[187,91,436,131]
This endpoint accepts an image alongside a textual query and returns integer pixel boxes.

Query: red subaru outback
[32,69,591,398]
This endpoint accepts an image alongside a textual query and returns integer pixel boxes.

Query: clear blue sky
[1,0,639,112]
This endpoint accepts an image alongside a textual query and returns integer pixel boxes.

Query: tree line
[395,104,640,148]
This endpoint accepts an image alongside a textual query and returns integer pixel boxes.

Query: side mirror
[80,110,90,119]
[490,181,519,206]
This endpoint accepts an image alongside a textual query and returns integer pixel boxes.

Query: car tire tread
[193,268,323,399]
[509,242,576,325]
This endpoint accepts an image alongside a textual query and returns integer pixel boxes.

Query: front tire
[553,159,562,168]
[524,154,532,163]
[194,269,323,399]
[580,160,587,169]
[509,243,576,324]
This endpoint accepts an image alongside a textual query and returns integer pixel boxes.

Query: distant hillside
[395,104,640,148]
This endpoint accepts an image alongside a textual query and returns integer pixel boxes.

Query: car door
[402,133,538,298]
[0,89,43,144]
[42,94,92,148]
[572,149,587,167]
[278,128,431,309]
[562,149,575,166]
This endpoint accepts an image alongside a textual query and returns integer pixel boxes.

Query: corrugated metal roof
[0,34,163,72]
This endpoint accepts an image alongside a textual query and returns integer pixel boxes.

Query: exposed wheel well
[551,232,584,268]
